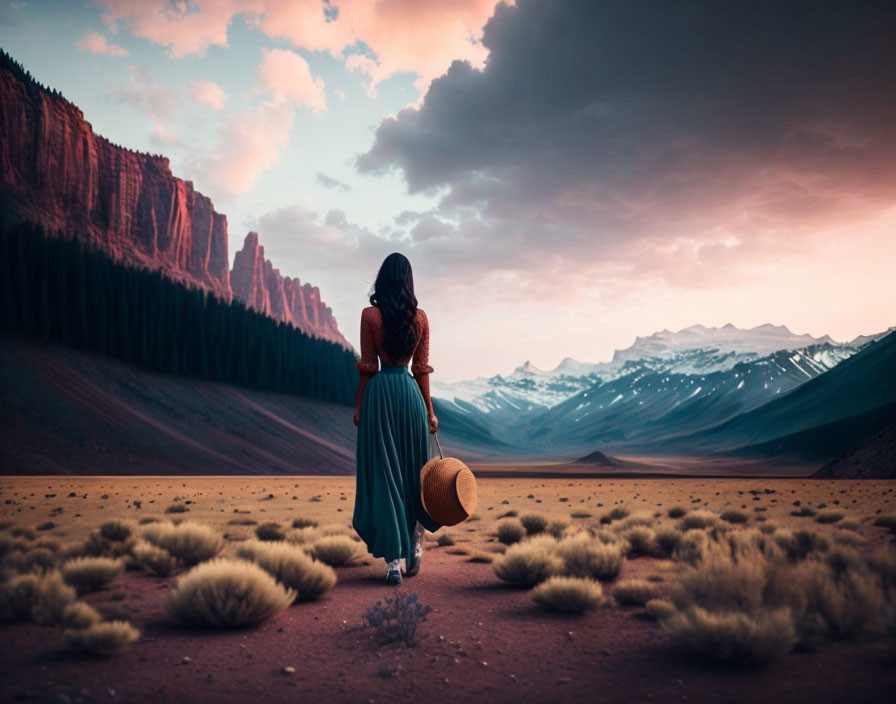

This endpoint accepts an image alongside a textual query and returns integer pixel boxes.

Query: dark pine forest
[0,225,358,405]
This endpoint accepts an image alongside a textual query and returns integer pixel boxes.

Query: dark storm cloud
[357,0,896,279]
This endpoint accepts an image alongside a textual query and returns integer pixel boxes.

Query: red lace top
[355,306,434,376]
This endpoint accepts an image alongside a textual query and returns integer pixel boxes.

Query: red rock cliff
[0,50,350,348]
[231,232,348,347]
[0,54,231,299]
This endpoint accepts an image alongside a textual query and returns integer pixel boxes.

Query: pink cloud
[149,123,179,146]
[75,30,129,57]
[191,102,294,199]
[188,79,227,109]
[96,0,502,89]
[253,48,327,113]
[97,0,249,58]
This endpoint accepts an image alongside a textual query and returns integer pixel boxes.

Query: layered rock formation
[0,50,349,348]
[231,232,345,346]
[0,52,230,298]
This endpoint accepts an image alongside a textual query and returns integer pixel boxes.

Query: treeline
[0,224,358,405]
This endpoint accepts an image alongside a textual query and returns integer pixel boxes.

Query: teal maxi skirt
[353,364,442,562]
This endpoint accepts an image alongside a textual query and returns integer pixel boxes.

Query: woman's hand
[428,412,438,434]
[353,410,360,427]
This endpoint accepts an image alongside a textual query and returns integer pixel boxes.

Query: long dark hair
[369,253,420,363]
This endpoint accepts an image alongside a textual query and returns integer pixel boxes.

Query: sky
[1,0,894,383]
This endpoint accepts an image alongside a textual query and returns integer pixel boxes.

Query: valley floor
[2,476,895,703]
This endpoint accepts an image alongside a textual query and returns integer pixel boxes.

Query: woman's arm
[354,308,379,426]
[411,310,438,433]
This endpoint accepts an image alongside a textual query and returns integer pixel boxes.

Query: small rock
[282,667,295,675]
[107,689,116,697]
[557,677,571,684]
[479,661,488,667]
[181,656,191,664]
[602,649,612,656]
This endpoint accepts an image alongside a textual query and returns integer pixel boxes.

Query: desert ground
[2,475,895,704]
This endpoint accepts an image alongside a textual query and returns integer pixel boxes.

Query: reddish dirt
[1,546,894,704]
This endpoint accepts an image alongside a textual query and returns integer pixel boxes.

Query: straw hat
[420,433,477,526]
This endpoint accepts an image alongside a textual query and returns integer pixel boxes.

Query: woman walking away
[352,252,441,585]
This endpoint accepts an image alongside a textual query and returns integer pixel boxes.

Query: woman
[352,252,441,585]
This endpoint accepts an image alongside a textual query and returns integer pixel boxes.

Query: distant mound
[575,451,622,468]
[812,420,896,479]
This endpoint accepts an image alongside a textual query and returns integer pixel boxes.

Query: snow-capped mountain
[524,341,859,453]
[432,323,869,414]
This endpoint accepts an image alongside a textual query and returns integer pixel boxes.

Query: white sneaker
[385,558,402,584]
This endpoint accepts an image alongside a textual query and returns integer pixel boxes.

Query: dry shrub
[774,529,830,562]
[674,541,768,612]
[31,537,59,553]
[496,518,525,545]
[0,533,26,560]
[131,540,177,577]
[520,513,548,535]
[679,511,718,531]
[164,558,295,627]
[62,557,122,592]
[255,522,286,542]
[644,598,676,621]
[7,547,56,574]
[32,571,78,625]
[287,526,323,545]
[613,579,656,606]
[64,620,140,655]
[759,523,777,535]
[0,574,40,619]
[2,571,79,625]
[673,530,709,565]
[492,538,564,587]
[621,526,659,558]
[720,510,749,524]
[291,517,318,529]
[655,528,681,558]
[531,576,605,613]
[287,524,351,546]
[62,601,103,630]
[79,528,134,559]
[837,519,860,532]
[165,503,188,514]
[672,533,890,644]
[618,512,655,529]
[832,531,864,547]
[873,514,896,532]
[547,519,571,539]
[599,507,630,525]
[816,511,845,525]
[236,540,336,601]
[308,536,360,567]
[100,520,134,543]
[667,506,688,519]
[663,606,796,665]
[556,534,624,581]
[436,533,455,547]
[867,548,896,591]
[142,521,223,566]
